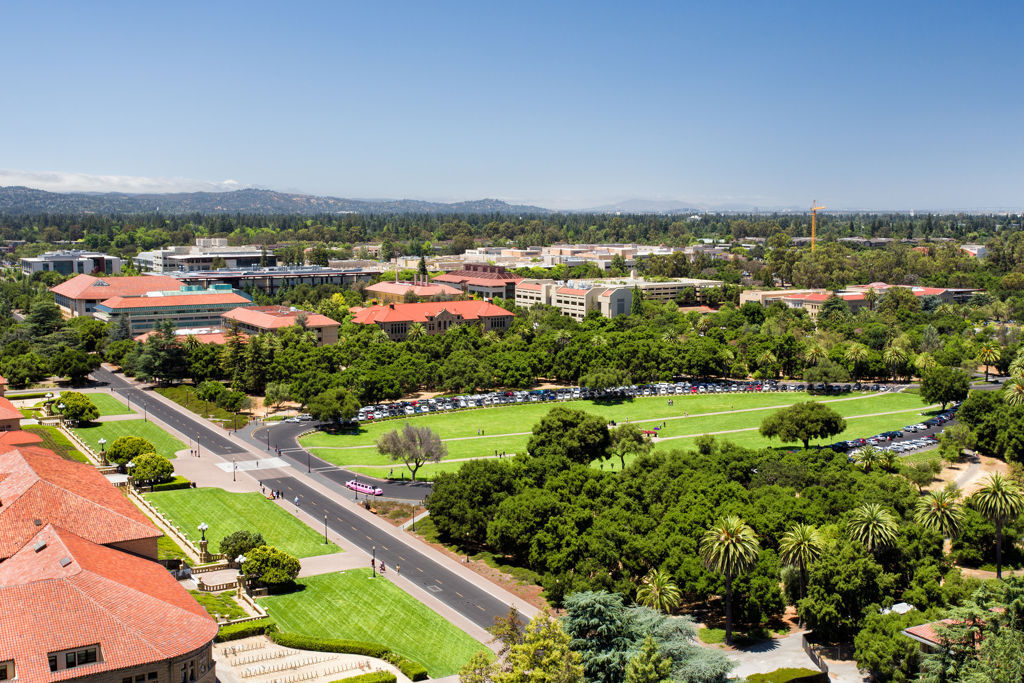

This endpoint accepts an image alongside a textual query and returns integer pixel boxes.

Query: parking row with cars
[835,404,959,459]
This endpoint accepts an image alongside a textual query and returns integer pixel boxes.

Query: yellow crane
[811,200,826,252]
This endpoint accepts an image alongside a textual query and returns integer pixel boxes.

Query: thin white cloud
[0,169,246,194]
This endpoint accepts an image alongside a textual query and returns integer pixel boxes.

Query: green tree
[854,609,934,682]
[625,636,671,683]
[307,385,360,423]
[920,366,970,410]
[264,381,291,413]
[938,422,976,466]
[856,445,883,473]
[51,347,101,384]
[610,423,653,470]
[630,286,644,316]
[635,568,681,614]
[915,487,965,540]
[25,296,64,337]
[241,545,301,587]
[699,515,760,645]
[418,255,428,276]
[427,460,516,547]
[847,503,899,553]
[978,342,1002,383]
[845,343,869,380]
[377,422,447,481]
[526,407,611,466]
[970,473,1024,578]
[219,530,266,561]
[55,391,99,424]
[759,401,846,449]
[779,523,824,600]
[492,612,583,683]
[106,435,156,466]
[580,367,630,393]
[109,312,133,342]
[130,452,173,484]
[0,353,49,388]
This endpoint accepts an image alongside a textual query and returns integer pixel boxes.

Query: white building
[20,250,121,276]
[134,238,273,272]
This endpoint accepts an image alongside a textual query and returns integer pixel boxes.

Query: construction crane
[811,200,826,252]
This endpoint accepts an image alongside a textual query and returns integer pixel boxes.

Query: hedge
[151,476,192,492]
[268,632,428,681]
[214,618,277,643]
[329,672,396,683]
[746,669,828,683]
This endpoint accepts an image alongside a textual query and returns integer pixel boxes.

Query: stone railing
[196,578,237,592]
[127,488,202,561]
[191,560,230,574]
[801,634,830,674]
[57,424,103,466]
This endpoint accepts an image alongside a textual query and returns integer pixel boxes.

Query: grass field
[301,391,933,476]
[73,419,185,459]
[155,385,248,429]
[144,487,339,558]
[22,425,89,463]
[190,590,247,620]
[258,570,487,677]
[83,392,134,416]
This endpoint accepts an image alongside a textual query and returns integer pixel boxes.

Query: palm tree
[778,523,824,600]
[847,503,899,553]
[878,449,899,473]
[883,344,908,382]
[914,487,965,540]
[970,473,1024,579]
[857,445,883,473]
[700,515,760,645]
[756,350,777,380]
[635,567,682,613]
[914,352,937,377]
[845,343,869,381]
[977,342,1001,383]
[1005,377,1024,407]
[406,322,425,342]
[803,342,827,367]
[1009,353,1024,378]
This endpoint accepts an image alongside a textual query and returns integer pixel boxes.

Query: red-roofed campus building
[351,301,514,340]
[0,447,217,682]
[221,306,340,345]
[364,276,463,303]
[433,263,522,299]
[50,275,184,318]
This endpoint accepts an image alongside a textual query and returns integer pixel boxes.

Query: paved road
[243,421,432,501]
[90,368,515,630]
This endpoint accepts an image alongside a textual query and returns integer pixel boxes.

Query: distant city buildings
[433,263,523,299]
[160,264,382,296]
[350,300,514,341]
[740,282,981,319]
[135,238,274,272]
[20,249,122,276]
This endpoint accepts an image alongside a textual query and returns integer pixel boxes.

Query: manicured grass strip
[155,385,248,429]
[309,434,529,468]
[73,419,185,460]
[190,590,247,620]
[347,461,474,481]
[698,627,726,644]
[83,392,135,416]
[258,570,487,677]
[145,487,339,559]
[23,425,89,463]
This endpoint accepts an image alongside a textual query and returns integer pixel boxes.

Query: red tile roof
[0,525,217,681]
[0,447,160,559]
[434,265,523,289]
[221,305,339,330]
[134,330,237,345]
[903,619,952,647]
[556,287,589,295]
[351,301,514,325]
[0,431,43,447]
[0,396,21,421]
[365,281,462,297]
[516,283,543,291]
[50,274,183,301]
[98,292,251,310]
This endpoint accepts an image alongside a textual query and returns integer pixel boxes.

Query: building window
[0,661,13,680]
[49,646,99,672]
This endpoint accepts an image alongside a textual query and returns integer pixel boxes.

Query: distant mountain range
[0,186,552,215]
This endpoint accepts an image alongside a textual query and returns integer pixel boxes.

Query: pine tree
[630,286,644,316]
[625,636,671,683]
[221,320,247,390]
[109,313,133,342]
[418,255,428,276]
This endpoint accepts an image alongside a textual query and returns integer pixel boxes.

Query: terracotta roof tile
[365,281,462,297]
[0,396,21,421]
[221,306,338,329]
[98,292,250,310]
[351,301,513,325]
[50,275,183,301]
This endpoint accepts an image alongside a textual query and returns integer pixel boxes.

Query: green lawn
[190,590,247,620]
[22,425,89,463]
[258,570,487,677]
[73,419,185,459]
[303,391,930,476]
[83,392,134,416]
[155,385,248,429]
[144,487,339,559]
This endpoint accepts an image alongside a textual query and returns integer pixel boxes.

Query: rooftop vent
[59,556,72,567]
[33,518,42,526]
[34,540,47,552]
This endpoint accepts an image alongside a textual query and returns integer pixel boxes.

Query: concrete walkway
[723,630,817,679]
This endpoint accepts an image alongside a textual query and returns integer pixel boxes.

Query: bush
[329,673,396,683]
[131,452,174,484]
[107,435,156,466]
[214,618,276,643]
[242,545,301,587]
[746,669,828,683]
[268,632,428,681]
[151,476,192,491]
[220,530,266,561]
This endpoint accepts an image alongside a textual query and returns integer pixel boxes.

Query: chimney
[389,303,395,309]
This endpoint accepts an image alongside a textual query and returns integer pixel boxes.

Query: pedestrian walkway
[723,630,819,679]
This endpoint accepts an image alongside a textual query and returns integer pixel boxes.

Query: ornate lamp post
[125,460,135,489]
[324,512,328,544]
[197,522,210,563]
[98,437,107,465]
[235,554,247,598]
[372,545,377,578]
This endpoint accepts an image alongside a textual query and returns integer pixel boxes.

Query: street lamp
[236,554,246,567]
[307,450,311,473]
[372,546,376,578]
[232,457,237,482]
[197,522,208,541]
[125,460,135,488]
[323,512,328,544]
[98,437,107,464]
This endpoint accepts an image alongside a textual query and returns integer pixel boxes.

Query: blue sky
[2,1,1022,210]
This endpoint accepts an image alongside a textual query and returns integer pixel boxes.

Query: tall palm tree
[977,342,1001,383]
[971,473,1024,579]
[857,445,883,473]
[914,352,937,377]
[1009,353,1024,378]
[803,342,827,367]
[883,344,908,382]
[914,487,965,540]
[700,516,760,645]
[757,350,777,380]
[635,567,682,614]
[778,523,824,600]
[1005,377,1024,407]
[845,343,869,381]
[406,322,425,342]
[878,449,899,473]
[847,503,899,553]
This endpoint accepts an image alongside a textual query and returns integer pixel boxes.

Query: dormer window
[0,660,14,680]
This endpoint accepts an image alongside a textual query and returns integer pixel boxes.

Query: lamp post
[98,437,107,465]
[323,512,328,544]
[232,458,237,482]
[235,554,247,598]
[125,460,135,489]
[372,546,376,578]
[197,522,210,563]
[307,450,311,473]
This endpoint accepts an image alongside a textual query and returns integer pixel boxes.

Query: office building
[351,301,514,341]
[20,250,122,276]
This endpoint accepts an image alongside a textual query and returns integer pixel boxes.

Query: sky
[2,1,1023,211]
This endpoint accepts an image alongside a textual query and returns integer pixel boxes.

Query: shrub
[329,673,396,683]
[746,669,828,683]
[151,476,192,491]
[107,435,156,466]
[241,545,300,587]
[214,618,276,643]
[219,530,266,561]
[131,452,174,484]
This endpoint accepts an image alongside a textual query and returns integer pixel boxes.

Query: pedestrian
[381,562,386,574]
[294,496,299,507]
